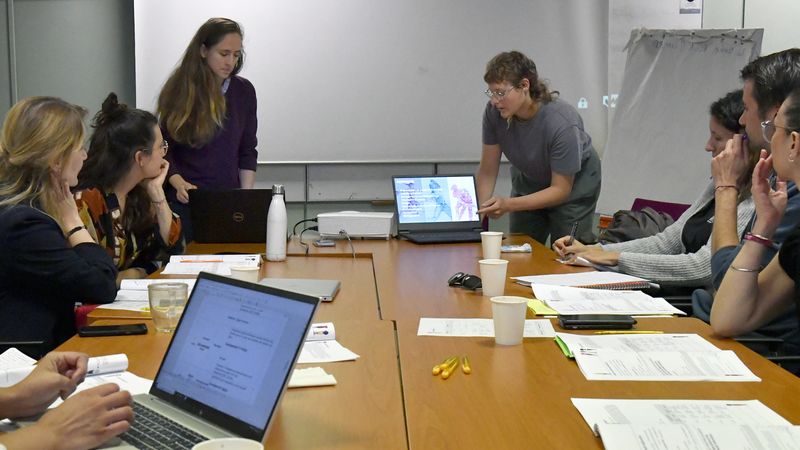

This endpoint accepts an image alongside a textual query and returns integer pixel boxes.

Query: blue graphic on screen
[394,176,479,224]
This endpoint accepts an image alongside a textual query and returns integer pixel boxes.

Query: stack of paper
[531,284,685,316]
[288,367,337,388]
[571,398,791,436]
[103,278,197,312]
[598,423,800,450]
[512,272,652,290]
[556,333,760,382]
[160,254,260,276]
[417,318,556,338]
[298,322,360,363]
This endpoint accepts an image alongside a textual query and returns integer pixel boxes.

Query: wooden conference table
[59,236,800,449]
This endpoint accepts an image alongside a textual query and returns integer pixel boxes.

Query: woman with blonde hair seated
[0,97,116,356]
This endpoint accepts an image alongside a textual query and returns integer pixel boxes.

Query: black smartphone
[78,323,148,337]
[558,314,637,330]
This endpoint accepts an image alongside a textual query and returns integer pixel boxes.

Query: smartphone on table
[558,314,637,330]
[78,323,148,337]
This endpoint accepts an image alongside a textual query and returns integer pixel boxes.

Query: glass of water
[147,282,188,332]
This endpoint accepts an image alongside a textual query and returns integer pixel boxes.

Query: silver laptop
[391,174,483,244]
[260,278,341,302]
[108,272,320,449]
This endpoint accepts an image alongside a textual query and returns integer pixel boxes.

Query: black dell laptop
[189,189,271,243]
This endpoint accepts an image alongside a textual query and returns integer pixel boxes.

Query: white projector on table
[317,211,396,239]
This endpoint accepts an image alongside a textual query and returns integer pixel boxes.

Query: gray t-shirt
[482,98,594,193]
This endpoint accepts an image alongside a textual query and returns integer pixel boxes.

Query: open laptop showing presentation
[392,174,483,244]
[189,189,272,243]
[107,271,319,449]
[260,278,341,302]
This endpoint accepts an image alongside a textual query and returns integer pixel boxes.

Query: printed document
[598,423,800,450]
[103,278,197,312]
[160,254,260,275]
[571,398,790,436]
[556,333,760,382]
[531,284,685,315]
[417,318,556,338]
[512,271,650,288]
[297,322,359,363]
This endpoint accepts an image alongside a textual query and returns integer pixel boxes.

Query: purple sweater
[164,76,258,190]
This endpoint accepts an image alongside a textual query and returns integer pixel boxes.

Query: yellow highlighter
[441,358,460,379]
[432,356,457,376]
[461,355,472,374]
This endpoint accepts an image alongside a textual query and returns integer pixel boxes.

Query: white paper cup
[192,438,264,450]
[490,296,528,345]
[478,259,508,297]
[481,231,503,259]
[229,266,260,283]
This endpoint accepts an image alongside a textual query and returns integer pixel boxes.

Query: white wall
[743,0,800,54]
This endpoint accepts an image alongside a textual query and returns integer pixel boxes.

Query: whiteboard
[134,0,608,163]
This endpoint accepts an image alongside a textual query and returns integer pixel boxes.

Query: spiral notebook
[511,272,653,290]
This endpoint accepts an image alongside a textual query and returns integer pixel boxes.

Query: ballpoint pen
[594,330,663,335]
[567,221,579,246]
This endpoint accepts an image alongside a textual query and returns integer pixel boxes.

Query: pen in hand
[558,221,579,260]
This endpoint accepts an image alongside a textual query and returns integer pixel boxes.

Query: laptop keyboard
[120,403,208,450]
[406,231,482,244]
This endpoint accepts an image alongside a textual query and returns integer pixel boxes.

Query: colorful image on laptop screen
[393,175,479,224]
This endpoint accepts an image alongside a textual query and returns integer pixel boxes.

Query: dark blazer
[0,204,117,355]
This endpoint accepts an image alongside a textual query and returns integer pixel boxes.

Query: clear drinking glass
[147,282,188,332]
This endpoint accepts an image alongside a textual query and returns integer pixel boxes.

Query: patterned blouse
[75,188,184,274]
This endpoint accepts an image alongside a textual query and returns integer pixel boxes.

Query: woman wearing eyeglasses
[75,93,184,285]
[554,90,757,289]
[712,89,800,338]
[157,17,258,241]
[477,51,601,244]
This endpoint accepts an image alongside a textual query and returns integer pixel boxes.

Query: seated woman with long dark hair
[76,93,184,284]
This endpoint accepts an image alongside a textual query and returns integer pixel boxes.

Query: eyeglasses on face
[761,120,793,144]
[484,85,516,100]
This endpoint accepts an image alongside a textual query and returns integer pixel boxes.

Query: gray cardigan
[600,182,755,288]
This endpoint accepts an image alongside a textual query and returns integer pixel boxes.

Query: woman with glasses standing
[0,97,117,355]
[157,17,258,241]
[477,51,601,244]
[75,93,184,285]
[712,89,800,339]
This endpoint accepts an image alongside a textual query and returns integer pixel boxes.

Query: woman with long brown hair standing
[158,17,258,240]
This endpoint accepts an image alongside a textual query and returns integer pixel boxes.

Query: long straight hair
[0,96,87,219]
[157,18,244,147]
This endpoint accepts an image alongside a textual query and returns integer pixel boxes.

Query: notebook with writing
[189,189,272,243]
[106,271,319,449]
[512,272,653,290]
[392,174,483,244]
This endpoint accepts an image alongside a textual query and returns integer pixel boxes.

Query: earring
[790,154,796,163]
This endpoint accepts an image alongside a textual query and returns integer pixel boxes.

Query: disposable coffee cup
[490,296,528,345]
[481,231,503,259]
[478,259,508,297]
[229,266,260,283]
[192,438,264,450]
[147,282,188,333]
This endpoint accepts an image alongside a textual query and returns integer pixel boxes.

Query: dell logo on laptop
[232,212,245,222]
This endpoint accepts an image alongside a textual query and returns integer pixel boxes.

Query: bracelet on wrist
[65,225,86,238]
[729,264,762,273]
[743,232,778,250]
[714,185,739,193]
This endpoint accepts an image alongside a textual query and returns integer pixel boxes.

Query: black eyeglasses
[447,272,482,290]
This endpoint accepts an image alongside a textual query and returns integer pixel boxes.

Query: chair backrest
[630,198,691,222]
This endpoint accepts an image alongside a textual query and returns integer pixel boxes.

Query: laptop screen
[392,175,480,227]
[150,272,319,440]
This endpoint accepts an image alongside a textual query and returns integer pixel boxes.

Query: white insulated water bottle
[266,184,287,261]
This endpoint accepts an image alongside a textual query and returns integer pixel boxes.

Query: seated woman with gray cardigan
[553,90,754,288]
